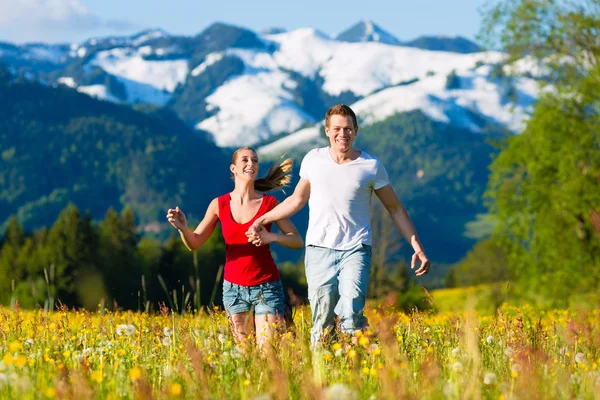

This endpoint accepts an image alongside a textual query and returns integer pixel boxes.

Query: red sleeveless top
[218,194,280,286]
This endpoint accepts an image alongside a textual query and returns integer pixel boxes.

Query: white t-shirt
[299,147,390,250]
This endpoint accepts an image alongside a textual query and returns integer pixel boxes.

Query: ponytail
[254,157,293,192]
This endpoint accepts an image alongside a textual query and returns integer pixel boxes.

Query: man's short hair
[325,104,358,130]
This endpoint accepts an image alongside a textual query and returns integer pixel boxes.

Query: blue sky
[0,0,488,44]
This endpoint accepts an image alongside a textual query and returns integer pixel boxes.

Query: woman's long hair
[231,147,293,192]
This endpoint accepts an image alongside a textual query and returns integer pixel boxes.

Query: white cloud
[0,0,136,42]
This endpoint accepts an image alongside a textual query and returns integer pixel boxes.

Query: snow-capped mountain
[0,21,538,149]
[403,35,481,54]
[259,63,538,156]
[335,19,401,45]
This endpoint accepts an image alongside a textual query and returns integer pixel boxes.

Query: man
[248,104,430,345]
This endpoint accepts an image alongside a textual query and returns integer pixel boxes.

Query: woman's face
[231,149,259,182]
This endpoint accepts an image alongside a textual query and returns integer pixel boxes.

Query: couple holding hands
[167,104,429,348]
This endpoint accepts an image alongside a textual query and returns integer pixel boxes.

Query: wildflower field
[0,304,599,399]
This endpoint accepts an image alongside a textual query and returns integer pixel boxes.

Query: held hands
[411,250,430,276]
[166,206,187,231]
[245,225,272,247]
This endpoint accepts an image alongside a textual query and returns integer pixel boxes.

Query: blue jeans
[304,244,372,344]
[222,280,285,316]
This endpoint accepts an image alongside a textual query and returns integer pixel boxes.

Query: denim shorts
[222,279,285,316]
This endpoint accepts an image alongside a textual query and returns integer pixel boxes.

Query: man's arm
[248,178,310,234]
[375,184,430,276]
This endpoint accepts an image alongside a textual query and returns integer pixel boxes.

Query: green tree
[480,0,600,304]
[44,205,100,306]
[98,207,142,309]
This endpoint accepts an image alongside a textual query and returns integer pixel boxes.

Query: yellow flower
[243,379,251,386]
[511,370,518,378]
[169,383,182,396]
[348,349,357,359]
[129,366,142,381]
[63,351,71,358]
[362,367,370,375]
[358,336,369,347]
[9,341,22,352]
[3,354,13,366]
[91,371,103,383]
[43,387,56,398]
[15,355,27,368]
[332,343,342,351]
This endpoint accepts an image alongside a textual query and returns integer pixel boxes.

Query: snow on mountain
[336,19,401,45]
[259,64,539,155]
[352,64,538,132]
[258,125,325,156]
[77,84,122,103]
[90,47,188,93]
[196,48,314,147]
[267,28,505,96]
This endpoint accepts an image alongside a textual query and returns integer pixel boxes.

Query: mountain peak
[336,20,400,45]
[402,35,481,53]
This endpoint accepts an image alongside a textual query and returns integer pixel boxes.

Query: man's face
[325,114,358,153]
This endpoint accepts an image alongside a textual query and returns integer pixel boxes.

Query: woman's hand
[245,227,273,247]
[166,206,187,231]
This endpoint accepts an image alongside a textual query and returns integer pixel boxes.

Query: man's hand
[245,227,273,247]
[411,251,430,276]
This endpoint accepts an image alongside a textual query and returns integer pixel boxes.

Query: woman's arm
[167,198,219,251]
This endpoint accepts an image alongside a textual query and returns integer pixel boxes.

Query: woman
[166,147,303,347]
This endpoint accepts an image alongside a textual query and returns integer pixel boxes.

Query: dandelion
[452,361,463,372]
[504,347,514,357]
[116,324,128,336]
[217,334,226,344]
[243,379,251,386]
[124,324,136,336]
[23,339,34,348]
[358,336,369,347]
[452,347,461,358]
[575,353,586,364]
[348,349,357,359]
[43,387,56,398]
[331,343,342,352]
[162,337,172,347]
[483,372,497,385]
[129,366,142,381]
[443,380,456,397]
[163,327,173,337]
[324,383,359,400]
[486,336,494,344]
[8,341,22,352]
[169,383,182,396]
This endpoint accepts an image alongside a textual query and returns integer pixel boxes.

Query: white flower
[504,347,514,357]
[116,324,129,336]
[486,336,494,344]
[451,347,461,358]
[161,337,172,347]
[443,380,456,397]
[575,352,586,364]
[217,334,226,344]
[334,348,343,357]
[163,364,173,377]
[452,361,464,372]
[23,339,34,347]
[423,327,430,333]
[483,372,497,385]
[230,346,243,359]
[163,327,173,337]
[124,324,136,336]
[324,383,358,400]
